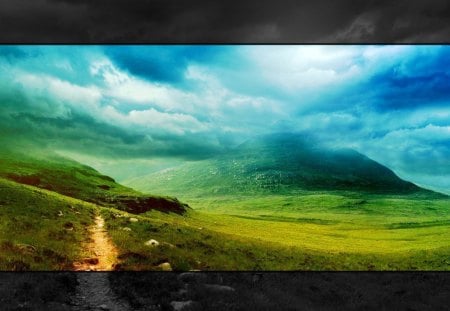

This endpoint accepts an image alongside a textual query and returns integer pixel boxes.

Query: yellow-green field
[99,192,450,271]
[184,194,450,254]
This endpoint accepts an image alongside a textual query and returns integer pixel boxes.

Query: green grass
[183,194,450,255]
[0,178,96,270]
[0,148,139,201]
[1,146,449,271]
[0,149,187,214]
[99,193,450,270]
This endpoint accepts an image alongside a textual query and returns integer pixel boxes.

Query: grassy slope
[0,178,96,270]
[0,148,187,214]
[0,149,187,270]
[1,146,449,270]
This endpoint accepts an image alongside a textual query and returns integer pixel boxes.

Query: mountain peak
[127,133,427,197]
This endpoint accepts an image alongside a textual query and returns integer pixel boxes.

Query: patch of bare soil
[73,215,118,271]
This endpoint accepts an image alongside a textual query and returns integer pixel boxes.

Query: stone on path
[158,262,172,271]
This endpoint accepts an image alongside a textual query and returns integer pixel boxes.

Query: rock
[178,272,207,284]
[203,284,235,294]
[170,300,197,311]
[129,217,139,222]
[158,262,172,271]
[97,304,109,310]
[121,227,132,231]
[145,239,159,247]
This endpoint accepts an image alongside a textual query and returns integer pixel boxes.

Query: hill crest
[126,133,431,197]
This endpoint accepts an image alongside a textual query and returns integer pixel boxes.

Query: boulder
[145,239,159,247]
[158,262,172,271]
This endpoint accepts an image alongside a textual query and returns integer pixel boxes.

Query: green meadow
[0,147,449,271]
[100,192,450,271]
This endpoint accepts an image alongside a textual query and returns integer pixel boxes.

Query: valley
[0,135,449,271]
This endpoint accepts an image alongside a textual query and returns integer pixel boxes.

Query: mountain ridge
[126,133,438,197]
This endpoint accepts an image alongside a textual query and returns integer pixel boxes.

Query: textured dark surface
[0,272,449,310]
[0,1,447,310]
[1,0,450,43]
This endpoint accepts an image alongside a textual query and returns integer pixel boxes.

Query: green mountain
[0,147,188,215]
[126,133,430,197]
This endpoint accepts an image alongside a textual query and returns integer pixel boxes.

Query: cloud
[0,45,449,193]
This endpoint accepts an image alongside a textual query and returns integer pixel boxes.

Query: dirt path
[73,215,118,271]
[71,214,131,310]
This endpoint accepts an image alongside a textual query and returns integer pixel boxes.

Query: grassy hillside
[0,147,188,215]
[1,144,449,271]
[0,177,96,270]
[126,133,431,197]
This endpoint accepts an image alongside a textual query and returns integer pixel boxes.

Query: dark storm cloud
[104,46,232,85]
[1,0,450,43]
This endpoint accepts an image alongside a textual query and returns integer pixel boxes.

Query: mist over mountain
[126,132,425,197]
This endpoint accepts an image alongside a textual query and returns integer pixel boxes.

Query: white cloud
[13,70,102,116]
[243,46,363,91]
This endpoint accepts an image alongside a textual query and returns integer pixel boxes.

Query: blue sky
[0,45,449,193]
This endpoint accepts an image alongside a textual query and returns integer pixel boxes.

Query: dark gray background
[0,0,449,310]
[0,0,450,43]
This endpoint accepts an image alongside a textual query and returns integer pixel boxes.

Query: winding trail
[71,214,131,311]
[74,215,118,271]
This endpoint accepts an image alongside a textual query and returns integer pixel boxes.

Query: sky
[0,45,449,194]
